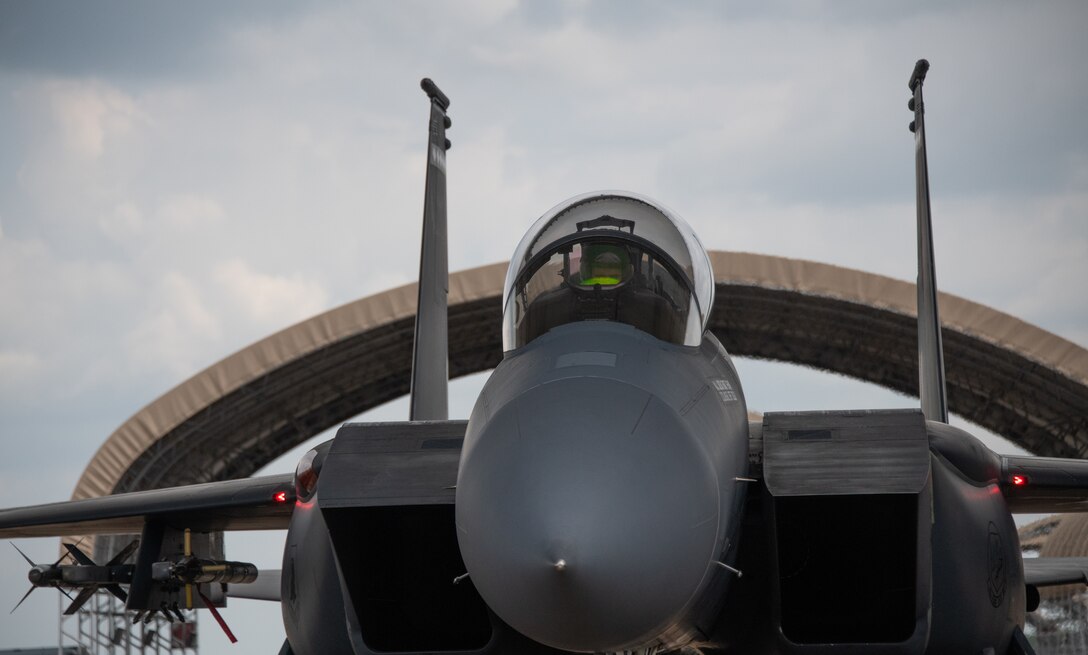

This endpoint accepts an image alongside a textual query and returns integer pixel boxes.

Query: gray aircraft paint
[409,79,452,422]
[910,60,949,424]
[457,321,750,652]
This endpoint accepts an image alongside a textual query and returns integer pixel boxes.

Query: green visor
[574,243,632,287]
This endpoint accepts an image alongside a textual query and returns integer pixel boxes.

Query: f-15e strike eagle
[2,61,1087,655]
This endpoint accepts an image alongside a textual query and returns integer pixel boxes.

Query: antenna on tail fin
[908,59,949,423]
[409,79,452,420]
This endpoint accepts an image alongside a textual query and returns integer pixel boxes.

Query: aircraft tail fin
[409,79,452,421]
[908,59,949,423]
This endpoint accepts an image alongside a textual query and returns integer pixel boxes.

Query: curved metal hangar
[71,253,1088,503]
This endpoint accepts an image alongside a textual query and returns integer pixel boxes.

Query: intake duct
[762,410,932,654]
[324,504,493,652]
[318,422,493,653]
[314,421,567,655]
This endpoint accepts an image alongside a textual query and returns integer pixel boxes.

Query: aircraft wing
[1002,455,1088,513]
[1002,456,1088,588]
[0,474,295,538]
[1023,558,1088,587]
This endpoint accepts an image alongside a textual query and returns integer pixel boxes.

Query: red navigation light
[273,491,289,503]
[1011,475,1028,487]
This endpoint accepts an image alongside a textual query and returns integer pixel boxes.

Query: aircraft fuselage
[457,321,751,652]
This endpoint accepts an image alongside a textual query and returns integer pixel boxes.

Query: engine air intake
[762,410,932,653]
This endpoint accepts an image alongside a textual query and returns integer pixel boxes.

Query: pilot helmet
[576,242,632,287]
[501,192,714,351]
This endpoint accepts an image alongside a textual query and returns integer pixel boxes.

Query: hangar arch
[71,252,1088,501]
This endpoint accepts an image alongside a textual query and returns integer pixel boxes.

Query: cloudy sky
[0,1,1085,652]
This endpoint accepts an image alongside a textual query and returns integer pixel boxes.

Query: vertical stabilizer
[409,79,452,421]
[908,59,949,423]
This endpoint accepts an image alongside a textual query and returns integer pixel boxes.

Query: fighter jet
[2,63,1087,655]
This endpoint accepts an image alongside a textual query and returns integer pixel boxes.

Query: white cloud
[37,79,148,160]
[0,350,42,388]
[463,0,519,23]
[214,259,329,327]
[10,78,154,242]
[155,193,226,231]
[469,21,626,84]
[124,272,222,379]
[98,201,144,242]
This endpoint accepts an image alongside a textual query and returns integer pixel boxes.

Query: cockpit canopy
[502,192,714,351]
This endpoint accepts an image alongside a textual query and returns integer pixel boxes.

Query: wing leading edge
[1023,558,1088,588]
[0,474,295,539]
[1002,455,1088,514]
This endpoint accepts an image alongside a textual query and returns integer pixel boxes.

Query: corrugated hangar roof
[71,252,1088,501]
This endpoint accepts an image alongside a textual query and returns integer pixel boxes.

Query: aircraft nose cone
[456,378,720,652]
